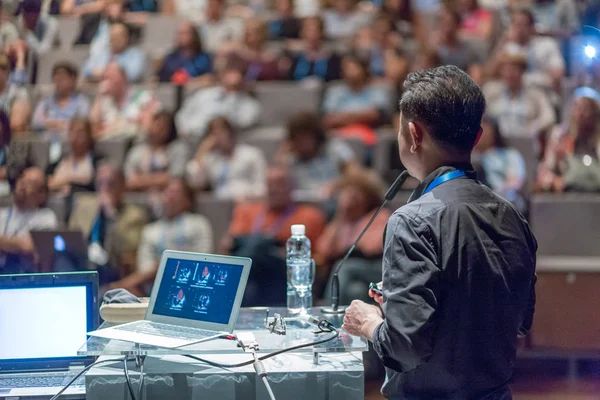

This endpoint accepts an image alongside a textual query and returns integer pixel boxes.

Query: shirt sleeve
[28,210,59,232]
[31,98,48,131]
[371,211,440,373]
[38,17,58,54]
[322,86,343,113]
[124,146,142,178]
[136,225,158,272]
[233,96,261,129]
[122,48,146,82]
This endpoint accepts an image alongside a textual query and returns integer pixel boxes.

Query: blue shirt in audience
[127,0,158,12]
[323,83,390,114]
[32,92,91,135]
[287,52,341,82]
[83,46,146,82]
[157,51,212,82]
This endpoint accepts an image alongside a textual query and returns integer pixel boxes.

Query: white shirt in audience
[500,39,565,89]
[198,18,244,53]
[323,10,371,40]
[52,154,95,186]
[95,88,157,139]
[0,207,58,238]
[186,143,267,200]
[136,213,212,272]
[124,142,189,178]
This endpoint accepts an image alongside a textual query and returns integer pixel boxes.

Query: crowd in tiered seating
[0,0,599,311]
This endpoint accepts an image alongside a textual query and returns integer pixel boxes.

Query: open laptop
[30,230,88,273]
[0,271,99,397]
[88,250,252,349]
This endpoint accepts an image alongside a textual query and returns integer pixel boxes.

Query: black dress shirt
[372,165,537,399]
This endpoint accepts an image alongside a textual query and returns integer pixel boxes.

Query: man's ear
[473,127,483,147]
[408,121,422,153]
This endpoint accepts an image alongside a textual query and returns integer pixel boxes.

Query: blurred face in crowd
[301,17,323,49]
[206,0,224,21]
[276,0,293,17]
[105,0,124,20]
[220,68,244,91]
[245,19,266,50]
[500,61,525,91]
[68,120,93,158]
[53,68,77,98]
[209,118,236,154]
[95,164,125,204]
[266,168,292,210]
[333,0,353,14]
[458,0,477,12]
[162,179,192,220]
[176,22,195,49]
[572,97,600,136]
[439,8,459,39]
[337,184,369,221]
[291,131,320,160]
[342,57,368,87]
[14,168,47,210]
[373,16,393,45]
[148,114,172,146]
[511,12,534,44]
[101,63,128,97]
[110,23,130,54]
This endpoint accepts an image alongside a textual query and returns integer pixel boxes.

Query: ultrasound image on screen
[153,258,243,325]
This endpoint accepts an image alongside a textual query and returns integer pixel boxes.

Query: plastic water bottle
[286,224,313,315]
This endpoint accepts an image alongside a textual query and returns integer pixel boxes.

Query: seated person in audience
[69,162,148,284]
[198,0,244,53]
[488,8,565,91]
[89,63,158,139]
[276,111,359,199]
[47,118,97,194]
[530,0,579,38]
[429,7,483,83]
[221,166,326,306]
[483,50,555,138]
[83,22,146,83]
[124,111,189,191]
[381,0,414,38]
[0,7,20,49]
[111,179,212,295]
[323,0,372,40]
[284,16,342,82]
[61,0,105,16]
[175,65,260,139]
[156,21,213,84]
[126,0,157,12]
[187,117,267,201]
[32,62,91,138]
[218,19,282,81]
[322,55,389,142]
[457,0,493,43]
[0,53,30,134]
[0,111,37,196]
[73,0,143,46]
[315,169,390,303]
[267,0,301,40]
[0,167,58,274]
[538,96,600,192]
[473,115,526,209]
[161,0,207,21]
[352,15,404,78]
[17,0,58,55]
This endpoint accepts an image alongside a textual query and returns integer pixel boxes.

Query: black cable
[49,358,126,400]
[184,329,339,369]
[122,358,137,400]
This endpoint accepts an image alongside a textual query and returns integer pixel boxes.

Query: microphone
[321,170,410,315]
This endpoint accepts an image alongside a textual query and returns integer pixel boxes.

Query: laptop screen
[0,285,90,361]
[153,257,244,325]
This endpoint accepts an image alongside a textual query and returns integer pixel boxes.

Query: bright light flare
[585,45,596,59]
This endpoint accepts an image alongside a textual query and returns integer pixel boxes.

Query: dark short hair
[154,111,178,144]
[512,8,535,26]
[69,117,94,148]
[52,61,79,78]
[170,177,195,207]
[343,53,370,79]
[286,111,326,146]
[206,116,235,139]
[399,65,486,152]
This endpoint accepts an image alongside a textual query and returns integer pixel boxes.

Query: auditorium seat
[94,138,131,170]
[29,138,51,171]
[46,194,69,226]
[141,15,180,59]
[255,82,322,126]
[372,129,397,177]
[37,47,89,85]
[56,17,81,50]
[196,196,234,252]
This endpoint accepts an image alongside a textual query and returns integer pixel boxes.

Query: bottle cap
[291,224,305,235]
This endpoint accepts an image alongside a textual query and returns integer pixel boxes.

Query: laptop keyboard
[115,321,221,341]
[0,373,85,389]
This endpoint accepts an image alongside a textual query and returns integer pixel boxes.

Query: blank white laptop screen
[0,286,88,360]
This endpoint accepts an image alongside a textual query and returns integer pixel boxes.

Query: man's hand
[343,300,383,338]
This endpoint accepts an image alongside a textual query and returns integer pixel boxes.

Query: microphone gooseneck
[321,171,410,315]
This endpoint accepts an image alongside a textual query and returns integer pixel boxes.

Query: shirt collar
[408,163,476,203]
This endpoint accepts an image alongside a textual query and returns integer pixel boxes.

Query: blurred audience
[218,18,282,81]
[18,0,58,55]
[539,96,600,192]
[483,51,555,138]
[0,53,30,134]
[352,15,404,77]
[267,0,301,40]
[221,166,325,306]
[175,65,260,139]
[162,0,207,21]
[124,111,188,191]
[89,63,158,139]
[0,167,57,274]
[83,22,146,83]
[187,116,266,200]
[47,118,96,194]
[198,0,244,53]
[32,62,90,137]
[112,179,212,295]
[458,0,493,43]
[156,21,213,84]
[474,115,527,208]
[69,163,148,284]
[322,54,389,142]
[0,8,20,49]
[530,0,579,38]
[0,111,34,195]
[285,16,342,82]
[381,0,413,38]
[316,169,389,303]
[322,0,371,40]
[74,0,142,46]
[277,111,358,199]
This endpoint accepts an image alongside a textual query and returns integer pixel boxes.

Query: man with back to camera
[342,65,537,399]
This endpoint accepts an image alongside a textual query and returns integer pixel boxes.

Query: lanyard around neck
[423,170,468,195]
